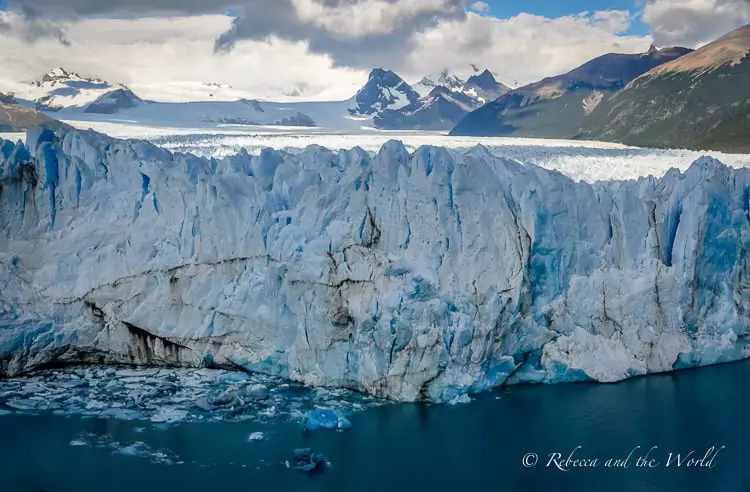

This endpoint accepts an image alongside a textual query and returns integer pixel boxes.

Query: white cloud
[643,0,750,47]
[0,13,365,101]
[0,5,658,101]
[406,11,652,86]
[470,1,490,14]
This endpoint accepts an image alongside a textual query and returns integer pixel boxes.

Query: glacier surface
[1,126,750,402]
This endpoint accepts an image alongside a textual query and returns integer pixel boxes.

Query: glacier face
[1,126,750,402]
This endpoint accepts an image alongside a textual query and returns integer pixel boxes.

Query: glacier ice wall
[1,127,750,402]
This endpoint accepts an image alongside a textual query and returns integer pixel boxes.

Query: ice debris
[287,448,328,473]
[303,408,352,431]
[0,366,384,424]
[248,432,265,441]
[68,431,180,465]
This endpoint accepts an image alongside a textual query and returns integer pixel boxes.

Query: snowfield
[2,125,750,402]
[48,121,750,183]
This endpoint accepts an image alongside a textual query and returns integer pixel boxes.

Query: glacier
[1,126,750,402]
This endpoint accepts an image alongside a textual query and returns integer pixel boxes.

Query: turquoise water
[2,360,750,492]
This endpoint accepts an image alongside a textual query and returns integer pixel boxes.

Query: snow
[381,84,411,110]
[3,126,750,402]
[57,97,362,131]
[63,124,750,183]
[9,69,127,110]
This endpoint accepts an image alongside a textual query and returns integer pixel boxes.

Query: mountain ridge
[580,24,750,152]
[450,45,692,138]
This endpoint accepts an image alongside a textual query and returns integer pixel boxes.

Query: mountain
[375,86,479,130]
[0,92,67,131]
[413,69,466,96]
[84,88,143,114]
[4,127,750,401]
[450,46,692,137]
[4,68,328,129]
[375,69,510,130]
[17,67,143,114]
[581,25,750,152]
[348,68,421,117]
[462,69,511,103]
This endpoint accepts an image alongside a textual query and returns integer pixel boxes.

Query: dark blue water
[3,360,750,492]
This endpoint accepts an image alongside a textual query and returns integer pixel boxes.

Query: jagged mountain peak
[465,69,498,88]
[349,68,419,116]
[37,67,107,87]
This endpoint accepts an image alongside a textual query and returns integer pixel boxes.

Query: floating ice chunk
[69,438,88,446]
[447,394,472,405]
[6,398,40,410]
[288,448,328,472]
[98,408,143,420]
[151,408,188,423]
[0,409,13,416]
[303,408,352,431]
[217,372,250,384]
[242,384,269,401]
[248,432,265,441]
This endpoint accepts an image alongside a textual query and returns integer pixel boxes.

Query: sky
[0,0,749,102]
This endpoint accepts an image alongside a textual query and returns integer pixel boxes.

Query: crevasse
[1,126,749,402]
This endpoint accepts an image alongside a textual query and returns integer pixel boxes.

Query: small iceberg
[248,432,265,441]
[448,394,472,405]
[303,408,351,431]
[286,448,328,473]
[217,372,251,384]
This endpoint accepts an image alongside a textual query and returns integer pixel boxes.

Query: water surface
[2,361,749,492]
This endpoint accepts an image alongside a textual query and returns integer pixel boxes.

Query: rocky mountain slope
[2,126,750,401]
[581,25,750,152]
[0,93,67,131]
[450,46,692,137]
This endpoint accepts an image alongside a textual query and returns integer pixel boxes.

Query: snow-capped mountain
[463,69,511,103]
[375,68,510,130]
[413,69,466,96]
[2,65,510,132]
[14,67,143,114]
[348,68,421,117]
[375,86,478,130]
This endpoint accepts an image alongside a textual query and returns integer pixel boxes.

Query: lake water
[2,360,749,492]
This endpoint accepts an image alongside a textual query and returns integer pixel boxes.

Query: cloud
[7,0,238,16]
[0,1,657,100]
[405,11,652,86]
[214,0,467,70]
[643,0,750,47]
[470,1,489,14]
[0,14,365,101]
[10,0,468,70]
[0,8,70,44]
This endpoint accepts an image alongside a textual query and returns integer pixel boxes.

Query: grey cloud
[9,0,467,70]
[644,0,750,47]
[8,0,241,16]
[0,5,70,44]
[215,0,467,70]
